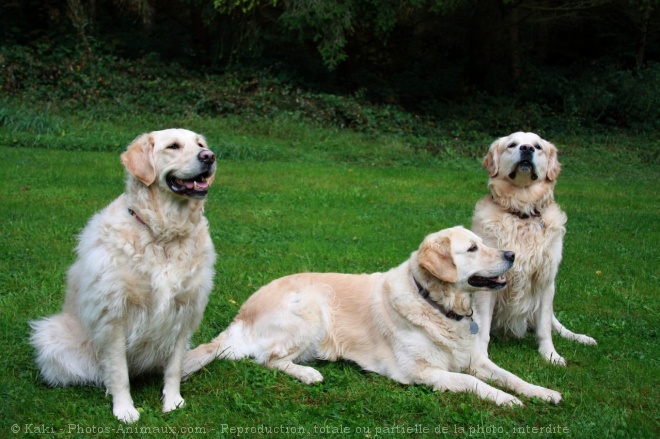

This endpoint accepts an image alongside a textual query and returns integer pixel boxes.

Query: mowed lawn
[0,136,657,438]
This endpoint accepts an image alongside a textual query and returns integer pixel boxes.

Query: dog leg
[552,315,597,345]
[162,329,188,413]
[470,356,562,403]
[535,284,566,366]
[472,291,497,357]
[101,324,139,423]
[414,367,523,407]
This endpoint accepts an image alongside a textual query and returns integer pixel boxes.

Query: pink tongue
[181,180,209,190]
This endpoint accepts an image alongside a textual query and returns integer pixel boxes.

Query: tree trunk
[636,1,653,70]
[509,6,521,82]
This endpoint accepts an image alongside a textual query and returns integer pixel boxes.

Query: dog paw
[298,367,324,385]
[498,394,524,408]
[162,394,185,413]
[536,388,562,404]
[576,335,597,346]
[290,365,323,384]
[545,389,562,404]
[114,404,140,423]
[549,355,566,366]
[541,350,566,366]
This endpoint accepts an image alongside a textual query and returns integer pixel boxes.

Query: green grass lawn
[0,127,658,438]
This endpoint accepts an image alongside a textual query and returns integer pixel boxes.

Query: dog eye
[468,244,478,252]
[534,144,541,150]
[167,143,181,150]
[197,143,205,149]
[507,142,517,149]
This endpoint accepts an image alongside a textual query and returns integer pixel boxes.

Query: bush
[519,62,660,132]
[1,39,658,154]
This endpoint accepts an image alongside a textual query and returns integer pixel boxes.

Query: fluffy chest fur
[389,305,474,373]
[63,195,216,372]
[473,197,566,268]
[368,266,476,377]
[472,196,566,336]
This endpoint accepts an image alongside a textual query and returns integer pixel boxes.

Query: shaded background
[2,0,659,134]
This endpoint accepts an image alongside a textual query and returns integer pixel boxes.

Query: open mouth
[166,172,212,199]
[508,160,538,180]
[468,275,507,290]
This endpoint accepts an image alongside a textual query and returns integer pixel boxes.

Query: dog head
[415,226,514,295]
[482,132,560,187]
[411,226,514,317]
[121,129,216,199]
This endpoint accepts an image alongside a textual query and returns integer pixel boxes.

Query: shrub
[1,38,658,156]
[519,62,660,132]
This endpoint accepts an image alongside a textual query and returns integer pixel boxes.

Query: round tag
[469,321,479,334]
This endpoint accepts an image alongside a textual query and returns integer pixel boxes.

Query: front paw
[163,394,185,413]
[576,334,597,345]
[540,349,566,366]
[543,389,563,404]
[528,386,562,404]
[114,403,140,423]
[498,394,524,408]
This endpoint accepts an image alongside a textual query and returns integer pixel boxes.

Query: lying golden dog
[185,226,561,406]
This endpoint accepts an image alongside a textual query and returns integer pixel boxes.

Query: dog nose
[503,251,515,262]
[198,150,215,164]
[520,144,535,153]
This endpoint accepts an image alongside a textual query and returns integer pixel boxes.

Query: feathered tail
[29,313,102,386]
[183,321,251,378]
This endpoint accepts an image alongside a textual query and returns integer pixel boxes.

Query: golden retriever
[184,226,561,406]
[471,132,596,366]
[29,129,217,423]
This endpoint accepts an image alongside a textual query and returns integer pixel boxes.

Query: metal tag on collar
[469,321,479,334]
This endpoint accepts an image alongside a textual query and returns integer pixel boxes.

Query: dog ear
[121,133,156,186]
[419,236,458,283]
[483,139,501,177]
[545,140,561,181]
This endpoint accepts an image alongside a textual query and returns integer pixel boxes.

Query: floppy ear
[418,236,458,283]
[121,133,156,186]
[545,140,561,181]
[482,139,501,177]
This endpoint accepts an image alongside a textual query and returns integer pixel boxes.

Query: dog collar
[509,208,541,220]
[128,208,147,226]
[510,208,545,229]
[412,277,470,322]
[491,197,545,228]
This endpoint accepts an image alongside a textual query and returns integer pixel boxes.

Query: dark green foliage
[2,1,659,136]
[2,39,660,158]
[517,62,660,132]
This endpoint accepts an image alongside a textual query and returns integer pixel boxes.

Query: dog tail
[183,320,251,378]
[29,313,102,386]
[552,315,598,345]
